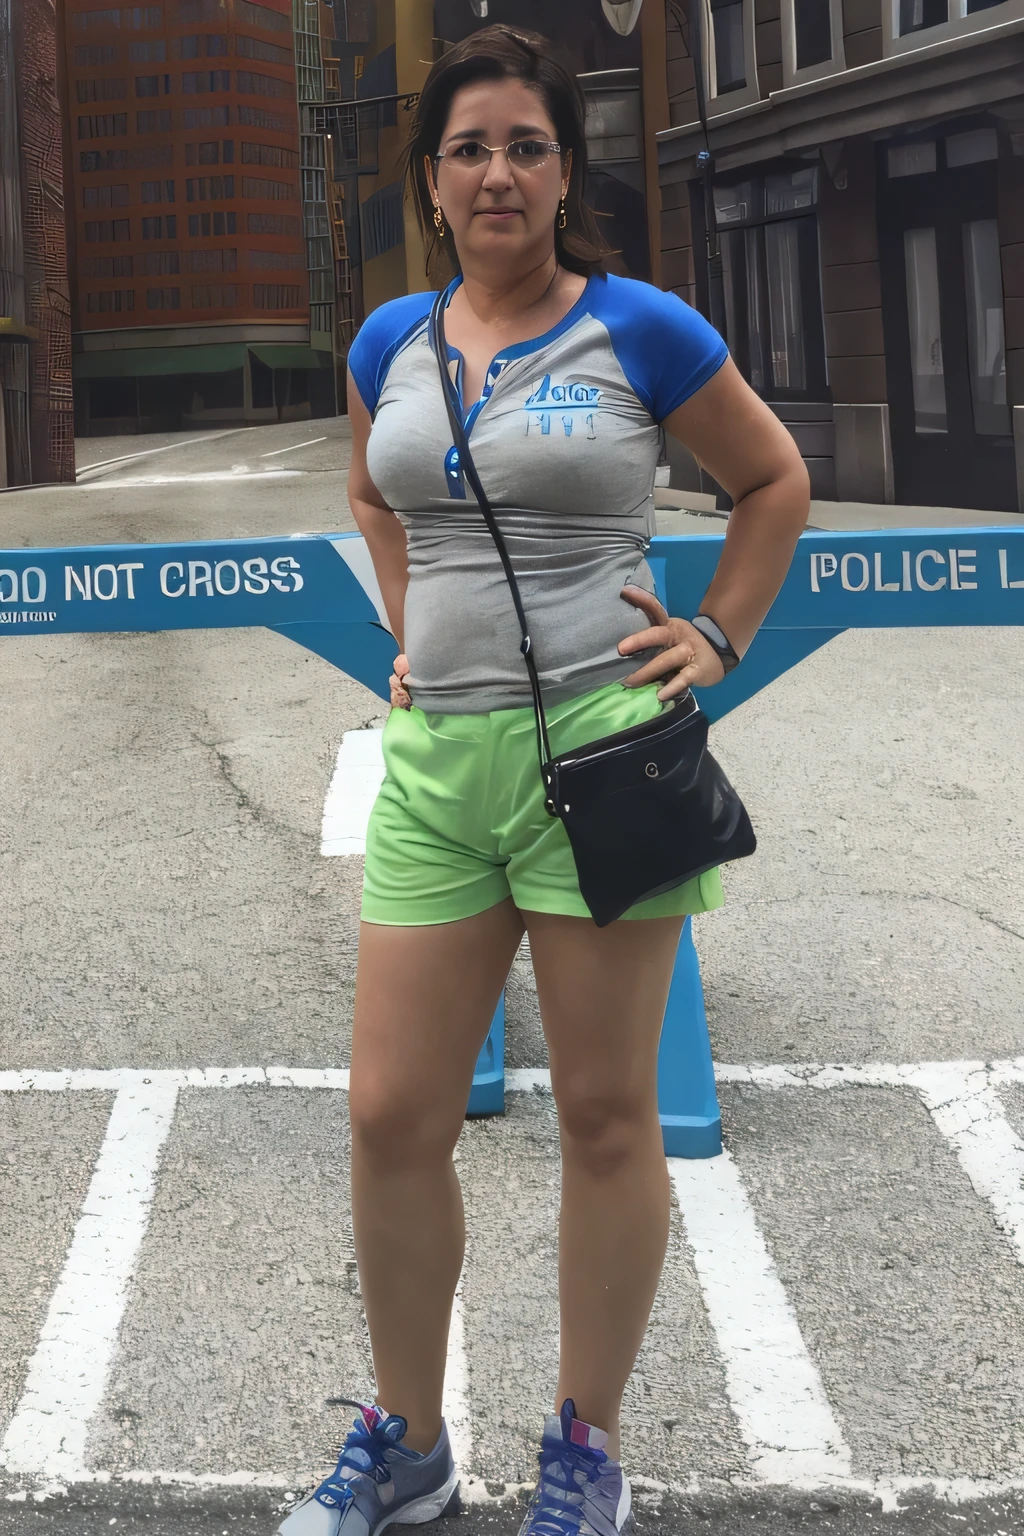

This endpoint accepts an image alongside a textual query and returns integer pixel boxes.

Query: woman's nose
[481,148,515,190]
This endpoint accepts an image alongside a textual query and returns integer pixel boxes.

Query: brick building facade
[0,0,73,486]
[65,0,334,435]
[644,0,1024,512]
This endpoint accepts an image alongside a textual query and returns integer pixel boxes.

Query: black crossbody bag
[429,290,756,927]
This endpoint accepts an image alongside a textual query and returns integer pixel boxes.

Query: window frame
[882,0,1023,56]
[702,0,761,115]
[710,161,829,402]
[781,0,847,87]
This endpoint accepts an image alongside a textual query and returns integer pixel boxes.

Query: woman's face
[428,77,569,272]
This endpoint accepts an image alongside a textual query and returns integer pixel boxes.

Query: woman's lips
[476,208,521,219]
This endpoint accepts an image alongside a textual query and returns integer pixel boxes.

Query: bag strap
[429,289,555,779]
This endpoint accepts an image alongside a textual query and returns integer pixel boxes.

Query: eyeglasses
[434,138,563,172]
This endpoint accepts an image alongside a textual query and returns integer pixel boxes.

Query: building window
[185,246,237,271]
[186,174,235,200]
[712,165,827,399]
[85,218,131,240]
[85,288,135,312]
[139,250,181,274]
[141,179,176,201]
[183,70,231,92]
[236,69,292,98]
[783,0,846,82]
[253,283,301,309]
[137,109,171,131]
[188,210,237,235]
[700,0,759,109]
[243,176,296,200]
[77,77,128,102]
[709,0,746,91]
[72,8,122,28]
[191,283,239,306]
[898,0,948,30]
[77,112,129,138]
[72,6,161,27]
[82,254,133,276]
[241,141,298,168]
[146,287,181,309]
[248,248,302,269]
[235,0,290,30]
[886,0,1019,52]
[83,183,130,207]
[141,214,177,237]
[74,44,119,64]
[129,38,165,60]
[236,103,292,131]
[246,210,300,235]
[176,0,226,19]
[234,33,292,65]
[80,149,127,169]
[181,104,231,128]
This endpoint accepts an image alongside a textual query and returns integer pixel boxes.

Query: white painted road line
[669,1150,852,1485]
[261,436,327,457]
[74,428,249,480]
[320,729,385,856]
[443,1265,473,1478]
[0,1082,179,1484]
[80,469,302,489]
[911,1063,1024,1269]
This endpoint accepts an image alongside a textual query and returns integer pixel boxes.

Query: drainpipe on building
[685,0,727,339]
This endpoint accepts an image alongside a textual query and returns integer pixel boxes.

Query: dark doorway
[877,125,1015,511]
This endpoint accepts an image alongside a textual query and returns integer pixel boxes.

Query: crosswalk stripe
[669,1151,852,1485]
[0,1082,178,1485]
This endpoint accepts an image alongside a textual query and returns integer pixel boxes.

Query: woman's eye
[511,140,548,161]
[453,142,486,159]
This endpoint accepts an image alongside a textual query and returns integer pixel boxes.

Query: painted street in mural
[1,422,1023,1534]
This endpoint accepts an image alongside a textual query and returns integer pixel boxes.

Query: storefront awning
[248,344,333,370]
[74,343,247,378]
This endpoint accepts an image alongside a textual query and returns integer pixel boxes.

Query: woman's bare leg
[523,911,684,1462]
[349,898,525,1454]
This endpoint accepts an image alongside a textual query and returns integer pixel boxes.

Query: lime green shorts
[361,678,725,926]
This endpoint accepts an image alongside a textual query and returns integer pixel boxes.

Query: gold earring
[557,197,566,230]
[433,205,445,237]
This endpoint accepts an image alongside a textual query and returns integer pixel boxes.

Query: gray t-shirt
[348,272,728,714]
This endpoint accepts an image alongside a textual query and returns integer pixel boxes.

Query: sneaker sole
[372,1469,461,1532]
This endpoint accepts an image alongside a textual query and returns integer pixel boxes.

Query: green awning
[74,343,247,379]
[248,344,332,370]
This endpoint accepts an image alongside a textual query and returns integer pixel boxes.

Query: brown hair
[406,24,608,288]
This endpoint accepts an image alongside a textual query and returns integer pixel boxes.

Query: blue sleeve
[590,274,729,423]
[347,291,434,413]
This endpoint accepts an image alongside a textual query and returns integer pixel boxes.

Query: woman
[280,24,808,1536]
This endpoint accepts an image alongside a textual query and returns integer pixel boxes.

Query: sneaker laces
[313,1398,406,1511]
[525,1433,608,1536]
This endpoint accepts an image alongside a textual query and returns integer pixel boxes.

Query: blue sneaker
[517,1399,635,1535]
[277,1398,459,1535]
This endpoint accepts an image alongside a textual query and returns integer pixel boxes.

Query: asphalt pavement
[0,422,1022,1534]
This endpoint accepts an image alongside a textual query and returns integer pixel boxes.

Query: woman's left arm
[619,355,810,699]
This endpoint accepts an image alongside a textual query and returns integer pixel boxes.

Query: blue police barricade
[1,526,1021,1153]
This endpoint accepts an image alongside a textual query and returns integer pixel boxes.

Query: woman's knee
[553,1075,656,1174]
[349,1074,463,1172]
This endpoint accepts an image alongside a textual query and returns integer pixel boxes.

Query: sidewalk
[654,488,1023,535]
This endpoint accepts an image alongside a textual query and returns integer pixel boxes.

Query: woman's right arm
[347,370,408,652]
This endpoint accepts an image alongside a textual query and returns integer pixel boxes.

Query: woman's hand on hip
[390,652,412,710]
[617,586,725,700]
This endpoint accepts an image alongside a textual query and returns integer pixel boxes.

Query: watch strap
[690,613,740,672]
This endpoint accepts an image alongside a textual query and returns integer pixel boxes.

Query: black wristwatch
[689,613,740,673]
